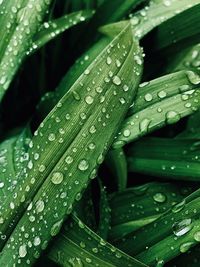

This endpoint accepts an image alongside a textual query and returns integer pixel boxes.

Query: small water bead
[78,160,89,171]
[96,86,103,93]
[119,97,126,104]
[166,111,180,124]
[27,160,33,169]
[84,69,90,75]
[33,236,41,246]
[172,200,185,213]
[116,59,121,68]
[194,231,200,242]
[112,76,121,85]
[123,129,131,137]
[158,90,167,99]
[106,56,112,65]
[65,156,73,164]
[65,113,71,120]
[50,219,63,236]
[51,172,64,185]
[48,133,55,141]
[187,71,200,85]
[85,95,94,104]
[89,125,96,134]
[35,200,45,213]
[86,258,92,263]
[123,85,129,92]
[153,193,166,203]
[38,164,46,173]
[139,118,151,134]
[144,93,153,102]
[134,55,143,65]
[73,91,81,101]
[88,143,95,150]
[139,81,149,88]
[180,242,194,253]
[0,182,4,188]
[172,218,192,237]
[19,244,27,258]
[0,76,7,85]
[10,202,15,209]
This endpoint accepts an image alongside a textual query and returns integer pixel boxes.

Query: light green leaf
[113,70,200,148]
[48,215,147,267]
[0,24,143,266]
[0,0,52,101]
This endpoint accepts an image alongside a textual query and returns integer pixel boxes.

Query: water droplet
[193,231,200,242]
[51,172,64,184]
[35,200,45,213]
[144,93,153,102]
[96,86,103,93]
[113,76,121,85]
[89,125,96,134]
[106,57,112,65]
[33,236,41,246]
[139,118,151,134]
[51,219,63,236]
[85,95,94,104]
[166,111,180,124]
[180,242,194,253]
[158,90,167,99]
[65,156,73,164]
[78,160,89,171]
[19,244,27,258]
[172,200,185,213]
[48,133,56,141]
[153,193,166,203]
[172,218,192,237]
[187,71,200,85]
[123,129,131,137]
[38,164,46,173]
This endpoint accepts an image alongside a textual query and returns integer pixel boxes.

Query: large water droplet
[187,71,200,85]
[51,172,64,184]
[85,95,94,104]
[35,200,45,213]
[153,193,166,203]
[19,244,27,258]
[166,111,180,124]
[78,160,89,171]
[172,200,185,213]
[144,93,153,102]
[172,218,192,237]
[113,76,121,85]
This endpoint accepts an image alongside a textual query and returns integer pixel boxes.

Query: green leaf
[153,4,200,52]
[99,0,200,39]
[48,215,147,267]
[29,10,94,54]
[113,70,200,148]
[0,0,52,101]
[127,137,200,181]
[106,148,128,191]
[0,24,143,266]
[97,180,111,240]
[112,193,200,265]
[108,182,194,241]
